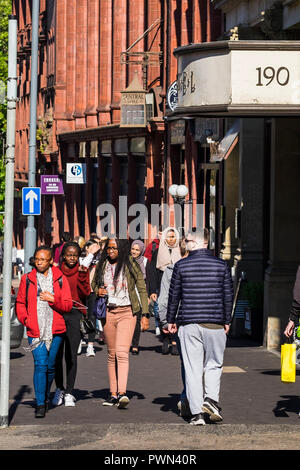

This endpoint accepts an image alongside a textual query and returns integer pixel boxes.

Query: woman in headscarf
[148,227,181,354]
[130,240,148,355]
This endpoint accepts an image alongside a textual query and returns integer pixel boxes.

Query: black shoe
[102,395,118,406]
[202,397,223,422]
[117,394,129,409]
[161,338,169,355]
[131,347,139,355]
[189,413,206,426]
[44,400,49,412]
[171,343,179,355]
[35,405,46,418]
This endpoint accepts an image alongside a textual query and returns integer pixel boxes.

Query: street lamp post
[168,184,189,236]
[0,15,17,429]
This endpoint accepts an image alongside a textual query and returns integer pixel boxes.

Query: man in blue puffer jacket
[166,228,233,426]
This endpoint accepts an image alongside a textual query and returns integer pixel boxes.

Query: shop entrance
[197,149,223,256]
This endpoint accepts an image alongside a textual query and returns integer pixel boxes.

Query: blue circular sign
[70,164,82,176]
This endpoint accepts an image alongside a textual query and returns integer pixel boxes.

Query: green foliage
[0,0,12,234]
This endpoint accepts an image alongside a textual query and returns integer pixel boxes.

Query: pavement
[1,277,300,452]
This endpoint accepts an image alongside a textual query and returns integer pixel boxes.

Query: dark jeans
[175,332,186,400]
[87,292,97,342]
[131,311,141,349]
[28,334,64,406]
[55,309,81,395]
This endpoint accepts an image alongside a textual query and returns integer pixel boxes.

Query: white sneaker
[64,393,76,407]
[77,340,83,355]
[190,413,206,426]
[155,327,161,336]
[86,345,95,357]
[52,388,64,406]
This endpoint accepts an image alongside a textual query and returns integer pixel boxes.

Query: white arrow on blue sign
[22,187,41,215]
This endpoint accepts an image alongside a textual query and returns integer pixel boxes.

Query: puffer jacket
[167,249,233,326]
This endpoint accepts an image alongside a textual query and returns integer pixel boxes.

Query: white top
[103,262,131,307]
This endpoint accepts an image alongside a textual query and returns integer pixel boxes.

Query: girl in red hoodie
[52,242,91,407]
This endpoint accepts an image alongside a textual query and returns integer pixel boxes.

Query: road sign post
[24,0,40,274]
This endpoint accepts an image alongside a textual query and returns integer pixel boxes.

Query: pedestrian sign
[22,187,41,215]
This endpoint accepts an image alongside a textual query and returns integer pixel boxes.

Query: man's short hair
[189,228,209,242]
[185,228,210,250]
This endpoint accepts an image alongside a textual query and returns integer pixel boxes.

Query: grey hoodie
[157,264,174,328]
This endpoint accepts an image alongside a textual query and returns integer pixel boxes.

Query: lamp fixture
[168,184,189,204]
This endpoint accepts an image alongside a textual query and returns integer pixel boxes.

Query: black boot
[161,336,169,355]
[171,343,179,355]
[35,405,46,418]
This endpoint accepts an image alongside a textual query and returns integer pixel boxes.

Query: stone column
[264,118,300,350]
[85,0,99,128]
[74,0,87,129]
[98,0,112,125]
[65,1,76,124]
[220,143,239,269]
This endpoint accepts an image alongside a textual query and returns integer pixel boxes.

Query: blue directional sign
[22,187,41,215]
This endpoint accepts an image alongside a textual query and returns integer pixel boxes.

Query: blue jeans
[153,300,160,329]
[28,335,64,406]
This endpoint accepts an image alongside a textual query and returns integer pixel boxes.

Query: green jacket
[91,256,149,316]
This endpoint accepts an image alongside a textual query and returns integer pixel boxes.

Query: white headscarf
[156,227,181,271]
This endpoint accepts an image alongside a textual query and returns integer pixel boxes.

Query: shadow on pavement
[273,395,300,418]
[258,370,300,376]
[9,384,32,424]
[152,393,181,415]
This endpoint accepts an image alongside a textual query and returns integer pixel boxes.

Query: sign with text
[66,163,87,184]
[173,41,300,116]
[41,175,64,195]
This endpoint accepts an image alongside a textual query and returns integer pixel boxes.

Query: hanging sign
[41,175,64,195]
[66,163,87,184]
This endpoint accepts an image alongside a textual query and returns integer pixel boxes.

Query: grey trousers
[178,323,227,415]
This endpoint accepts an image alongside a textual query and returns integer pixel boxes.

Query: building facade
[13,0,221,248]
[168,0,300,350]
[14,0,300,350]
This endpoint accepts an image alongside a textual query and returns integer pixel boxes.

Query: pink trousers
[103,306,136,395]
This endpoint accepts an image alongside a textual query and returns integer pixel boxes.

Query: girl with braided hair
[91,236,149,408]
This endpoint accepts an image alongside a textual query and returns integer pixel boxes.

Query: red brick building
[13,0,221,247]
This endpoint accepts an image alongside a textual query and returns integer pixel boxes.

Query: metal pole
[24,0,40,274]
[0,15,17,429]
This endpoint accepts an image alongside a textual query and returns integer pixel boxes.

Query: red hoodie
[144,239,160,262]
[16,266,73,338]
[60,262,91,315]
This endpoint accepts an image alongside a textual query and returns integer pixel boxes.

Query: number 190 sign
[256,66,289,87]
[231,49,300,106]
